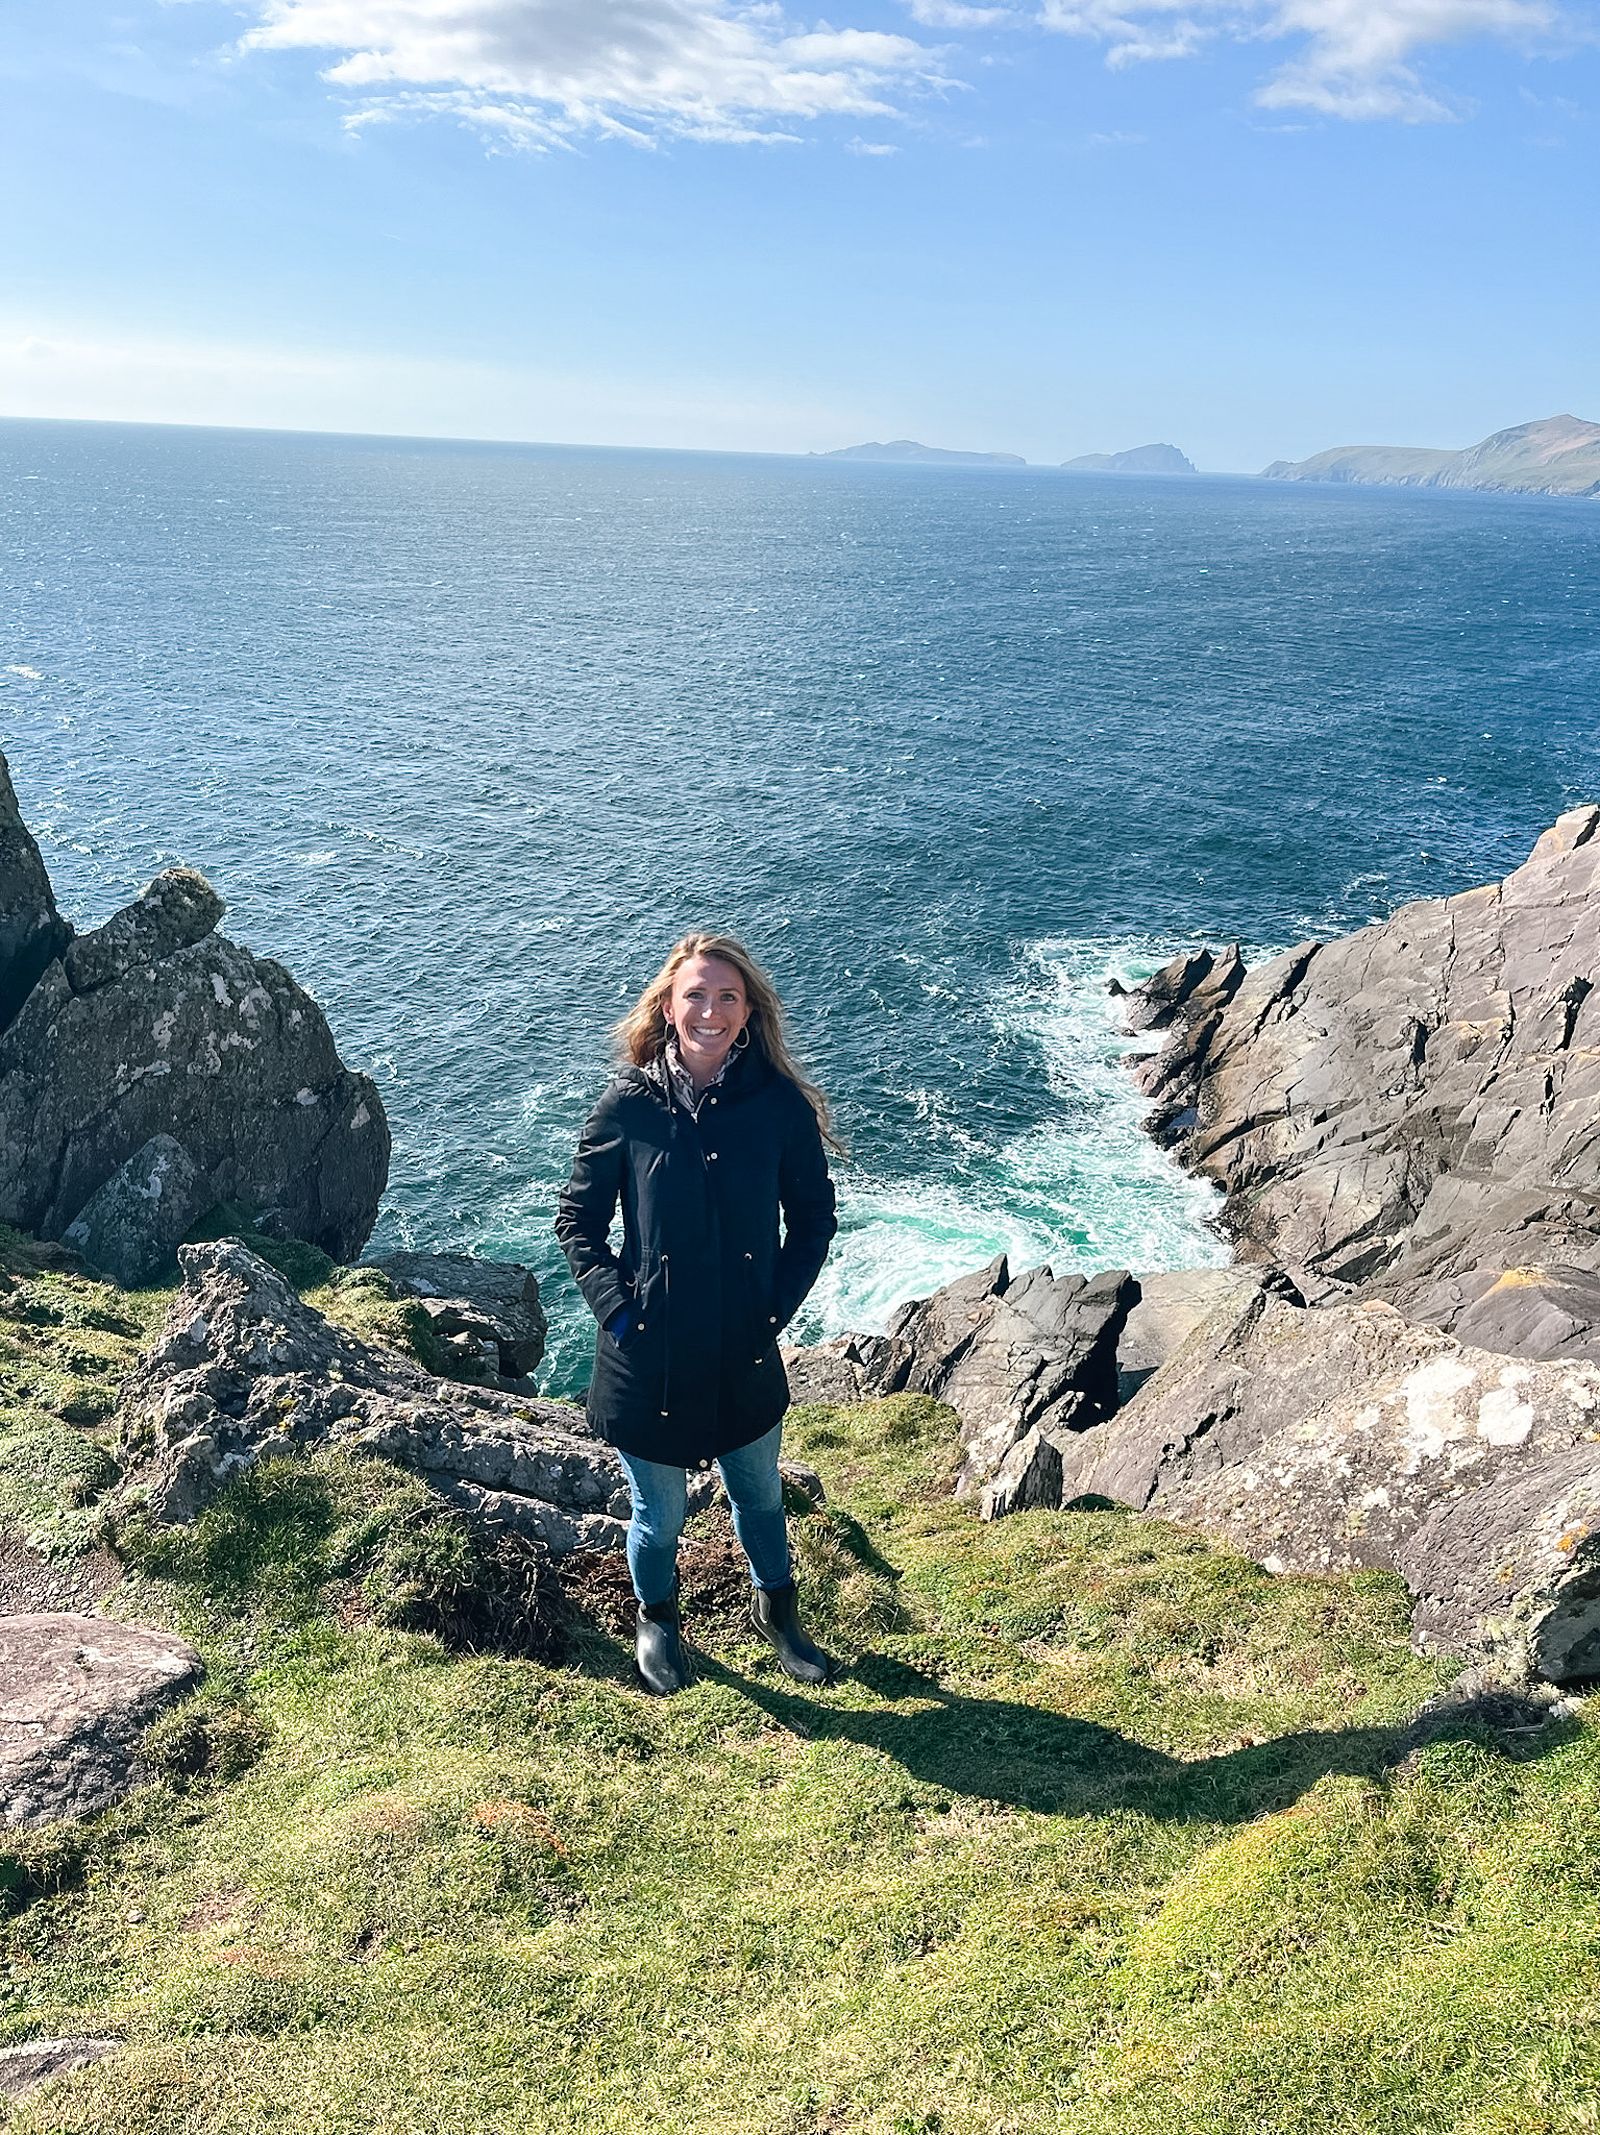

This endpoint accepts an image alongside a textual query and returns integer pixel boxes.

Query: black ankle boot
[751,1581,832,1685]
[636,1582,692,1696]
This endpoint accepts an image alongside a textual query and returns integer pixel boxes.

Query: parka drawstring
[660,1246,672,1426]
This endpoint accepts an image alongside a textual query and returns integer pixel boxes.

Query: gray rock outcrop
[785,1256,1136,1516]
[117,1239,648,1553]
[1053,1285,1600,1681]
[61,868,222,995]
[365,1251,548,1387]
[1,1614,202,1827]
[1115,1266,1270,1401]
[61,1135,210,1289]
[1122,809,1600,1361]
[0,2039,121,2099]
[1114,942,1244,1047]
[0,756,71,1036]
[0,754,390,1266]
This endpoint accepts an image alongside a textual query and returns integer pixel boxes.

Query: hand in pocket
[605,1301,642,1349]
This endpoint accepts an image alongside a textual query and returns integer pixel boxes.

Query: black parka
[554,1045,838,1466]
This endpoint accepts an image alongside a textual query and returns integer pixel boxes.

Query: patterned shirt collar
[661,1031,733,1119]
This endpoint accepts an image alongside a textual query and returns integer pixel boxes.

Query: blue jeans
[617,1422,791,1607]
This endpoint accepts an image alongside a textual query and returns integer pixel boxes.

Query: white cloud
[901,0,1015,26]
[846,135,903,151]
[239,0,952,147]
[231,0,1569,140]
[1037,0,1561,119]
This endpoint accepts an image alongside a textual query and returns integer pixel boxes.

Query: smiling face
[665,953,750,1087]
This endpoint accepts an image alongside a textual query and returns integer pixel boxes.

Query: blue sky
[2,0,1596,466]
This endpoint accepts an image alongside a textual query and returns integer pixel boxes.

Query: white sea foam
[805,935,1231,1341]
[3,664,43,680]
[802,1176,1056,1340]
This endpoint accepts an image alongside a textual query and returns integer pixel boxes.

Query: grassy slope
[2,1241,1598,2134]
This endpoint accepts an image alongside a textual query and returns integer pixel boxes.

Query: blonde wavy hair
[614,931,844,1154]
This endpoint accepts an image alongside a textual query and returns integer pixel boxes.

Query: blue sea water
[3,417,1599,1393]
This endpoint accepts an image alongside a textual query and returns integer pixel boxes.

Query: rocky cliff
[1126,807,1600,1354]
[796,812,1600,1681]
[1081,810,1600,1678]
[1262,414,1600,498]
[0,752,389,1278]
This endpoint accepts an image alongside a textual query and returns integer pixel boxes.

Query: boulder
[1115,1266,1271,1401]
[785,1256,1137,1512]
[0,837,389,1262]
[981,1425,1071,1519]
[777,1459,827,1509]
[781,1336,882,1407]
[1054,1286,1600,1680]
[116,1240,672,1554]
[0,755,71,1037]
[61,1134,209,1288]
[0,2040,120,2100]
[364,1250,548,1386]
[1118,809,1600,1361]
[1,1614,202,1827]
[62,868,222,995]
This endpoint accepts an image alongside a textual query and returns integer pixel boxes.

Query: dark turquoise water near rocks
[4,417,1599,1392]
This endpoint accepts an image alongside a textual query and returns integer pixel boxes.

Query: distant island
[1262,414,1600,499]
[1060,443,1196,475]
[819,439,1027,468]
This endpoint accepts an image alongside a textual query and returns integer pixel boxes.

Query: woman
[555,932,840,1696]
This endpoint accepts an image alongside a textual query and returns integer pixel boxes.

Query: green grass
[2,1268,1598,2133]
[0,1227,168,1559]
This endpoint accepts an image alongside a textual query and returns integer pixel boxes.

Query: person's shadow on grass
[687,1648,1570,1825]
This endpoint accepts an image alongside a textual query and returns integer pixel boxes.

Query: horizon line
[0,410,1275,475]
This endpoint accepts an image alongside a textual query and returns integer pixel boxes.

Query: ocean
[4,417,1598,1393]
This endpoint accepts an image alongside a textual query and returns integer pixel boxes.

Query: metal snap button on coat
[708,1151,719,1162]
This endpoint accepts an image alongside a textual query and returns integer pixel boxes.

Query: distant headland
[817,439,1027,467]
[1060,443,1196,475]
[1262,414,1600,499]
[818,437,1201,473]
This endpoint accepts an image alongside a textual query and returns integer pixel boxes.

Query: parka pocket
[733,1249,781,1355]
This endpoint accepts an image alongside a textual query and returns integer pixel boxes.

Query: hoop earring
[732,1025,752,1052]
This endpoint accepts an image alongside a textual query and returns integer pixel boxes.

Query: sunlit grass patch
[0,1227,166,1556]
[0,1280,1595,2135]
